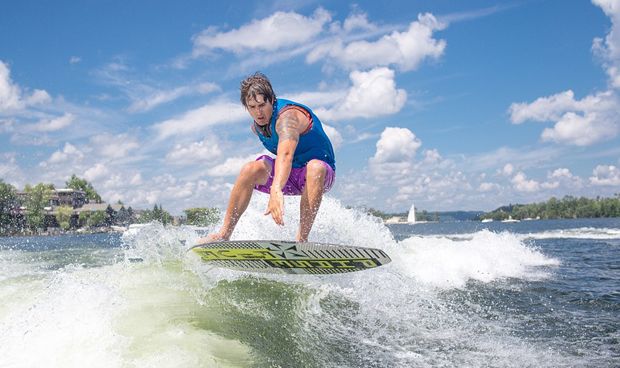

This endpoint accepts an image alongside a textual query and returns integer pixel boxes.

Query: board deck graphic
[190,240,391,274]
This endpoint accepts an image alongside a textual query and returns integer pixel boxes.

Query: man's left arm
[264,109,308,225]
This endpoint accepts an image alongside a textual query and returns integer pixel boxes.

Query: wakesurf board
[190,240,391,275]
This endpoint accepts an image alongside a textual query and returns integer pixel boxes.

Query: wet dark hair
[240,72,276,108]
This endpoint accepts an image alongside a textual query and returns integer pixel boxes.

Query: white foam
[0,265,125,368]
[392,230,559,289]
[522,227,620,240]
[0,259,253,368]
[121,222,199,264]
[2,197,579,368]
[169,197,559,291]
[200,195,395,247]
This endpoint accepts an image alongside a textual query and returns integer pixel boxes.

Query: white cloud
[127,82,219,113]
[84,163,109,182]
[286,89,347,108]
[589,164,620,185]
[511,172,541,192]
[549,167,573,179]
[508,4,620,146]
[478,182,500,192]
[307,13,446,71]
[129,173,143,186]
[28,113,75,132]
[90,133,140,159]
[321,123,343,150]
[165,139,223,165]
[422,149,442,164]
[192,8,331,55]
[42,143,84,166]
[152,101,246,140]
[502,163,514,176]
[95,59,221,113]
[0,61,23,111]
[369,127,421,179]
[316,67,407,121]
[0,118,13,133]
[0,61,51,112]
[592,0,620,88]
[0,152,25,186]
[342,12,378,33]
[69,56,82,64]
[509,90,619,146]
[371,127,421,164]
[540,110,617,146]
[207,153,263,177]
[25,89,51,106]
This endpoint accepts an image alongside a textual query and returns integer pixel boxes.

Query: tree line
[0,175,221,236]
[358,195,620,223]
[481,195,620,221]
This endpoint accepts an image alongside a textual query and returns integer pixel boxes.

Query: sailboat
[407,203,416,224]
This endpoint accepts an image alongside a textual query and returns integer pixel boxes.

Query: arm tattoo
[276,112,301,142]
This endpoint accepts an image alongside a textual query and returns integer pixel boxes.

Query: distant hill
[361,207,484,222]
[435,211,484,222]
[481,195,620,220]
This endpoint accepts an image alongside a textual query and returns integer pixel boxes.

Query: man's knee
[306,160,327,182]
[240,160,270,183]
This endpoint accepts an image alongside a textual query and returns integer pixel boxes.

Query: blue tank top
[255,99,336,171]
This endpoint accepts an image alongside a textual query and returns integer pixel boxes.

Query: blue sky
[1,0,619,214]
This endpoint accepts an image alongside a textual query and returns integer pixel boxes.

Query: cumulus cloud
[84,163,110,182]
[592,0,620,88]
[371,127,421,164]
[41,143,84,166]
[342,12,378,33]
[0,61,51,111]
[549,167,573,179]
[165,139,222,165]
[478,182,500,192]
[90,133,140,159]
[368,127,422,180]
[511,171,541,192]
[509,90,619,146]
[422,149,442,164]
[307,13,446,71]
[589,164,620,185]
[316,67,407,121]
[321,123,343,150]
[0,152,25,185]
[192,8,331,56]
[207,153,263,177]
[508,3,620,146]
[541,167,583,190]
[502,163,514,176]
[152,101,246,140]
[189,9,447,75]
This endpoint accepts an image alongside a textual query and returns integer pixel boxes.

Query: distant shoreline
[0,226,125,238]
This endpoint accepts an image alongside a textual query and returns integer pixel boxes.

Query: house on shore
[13,188,132,230]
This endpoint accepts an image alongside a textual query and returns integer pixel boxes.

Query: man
[199,72,336,243]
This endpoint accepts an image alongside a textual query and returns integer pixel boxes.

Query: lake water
[0,197,618,367]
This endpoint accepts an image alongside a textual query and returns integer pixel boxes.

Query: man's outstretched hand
[265,188,285,225]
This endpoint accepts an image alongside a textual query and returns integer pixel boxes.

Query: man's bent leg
[197,159,271,243]
[297,160,328,242]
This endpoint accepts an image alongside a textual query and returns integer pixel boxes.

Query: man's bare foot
[196,231,229,245]
[295,231,307,243]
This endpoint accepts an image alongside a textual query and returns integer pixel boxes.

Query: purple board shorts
[254,155,335,195]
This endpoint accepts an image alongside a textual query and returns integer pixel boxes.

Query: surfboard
[190,240,391,275]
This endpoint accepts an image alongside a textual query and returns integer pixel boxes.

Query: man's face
[246,94,273,126]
